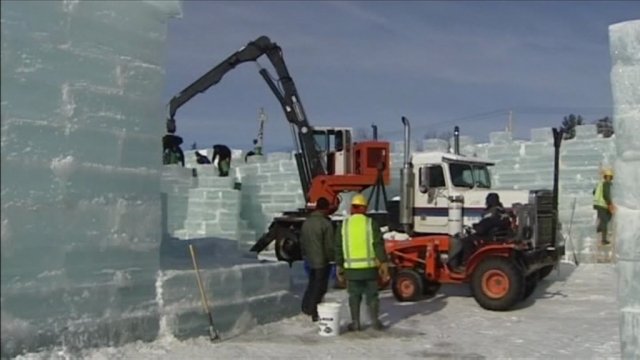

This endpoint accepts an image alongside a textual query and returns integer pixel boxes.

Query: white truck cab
[411,151,531,234]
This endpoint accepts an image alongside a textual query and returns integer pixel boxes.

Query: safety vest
[593,181,607,208]
[341,214,376,269]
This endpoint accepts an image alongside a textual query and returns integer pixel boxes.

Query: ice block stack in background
[0,1,181,356]
[609,19,640,360]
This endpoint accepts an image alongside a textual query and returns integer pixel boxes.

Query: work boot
[369,301,385,331]
[347,299,361,331]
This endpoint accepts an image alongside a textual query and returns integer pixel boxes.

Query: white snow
[16,263,620,359]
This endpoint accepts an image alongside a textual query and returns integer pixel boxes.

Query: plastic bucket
[317,302,341,336]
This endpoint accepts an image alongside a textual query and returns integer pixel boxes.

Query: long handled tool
[188,243,220,341]
[567,197,580,266]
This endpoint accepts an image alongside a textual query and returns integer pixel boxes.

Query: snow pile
[609,19,640,359]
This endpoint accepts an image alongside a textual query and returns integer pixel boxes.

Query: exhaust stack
[399,116,414,234]
[453,126,460,155]
[371,123,378,140]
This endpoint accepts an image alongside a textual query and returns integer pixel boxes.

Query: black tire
[538,265,555,280]
[471,257,524,311]
[422,279,441,297]
[522,273,539,300]
[392,269,423,302]
[274,228,302,262]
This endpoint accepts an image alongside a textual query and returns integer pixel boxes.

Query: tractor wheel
[538,265,555,280]
[522,273,539,300]
[392,269,423,302]
[274,229,301,262]
[471,257,524,311]
[422,279,441,297]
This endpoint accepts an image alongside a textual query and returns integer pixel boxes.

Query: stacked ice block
[0,1,182,356]
[609,19,640,360]
[471,127,616,261]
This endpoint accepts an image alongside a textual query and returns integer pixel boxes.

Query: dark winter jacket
[300,211,335,269]
[212,144,232,163]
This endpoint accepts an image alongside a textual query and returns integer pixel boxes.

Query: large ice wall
[609,19,640,360]
[1,1,181,356]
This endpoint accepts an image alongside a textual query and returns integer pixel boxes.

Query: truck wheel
[538,265,554,280]
[274,228,301,262]
[422,279,441,297]
[471,257,524,311]
[522,273,539,300]
[392,269,423,302]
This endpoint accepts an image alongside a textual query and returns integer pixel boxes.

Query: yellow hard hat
[351,193,368,207]
[603,169,613,177]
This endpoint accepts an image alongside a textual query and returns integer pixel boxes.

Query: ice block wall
[0,0,181,356]
[609,19,640,360]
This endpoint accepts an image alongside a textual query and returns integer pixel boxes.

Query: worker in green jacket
[300,197,335,322]
[593,169,615,245]
[335,194,390,331]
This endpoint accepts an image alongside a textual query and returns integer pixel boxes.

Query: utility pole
[257,107,266,150]
[507,110,514,133]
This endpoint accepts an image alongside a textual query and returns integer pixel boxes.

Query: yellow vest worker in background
[593,169,615,245]
[335,194,390,331]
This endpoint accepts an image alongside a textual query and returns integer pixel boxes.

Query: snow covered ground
[16,262,620,360]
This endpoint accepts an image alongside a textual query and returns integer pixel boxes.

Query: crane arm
[166,35,325,199]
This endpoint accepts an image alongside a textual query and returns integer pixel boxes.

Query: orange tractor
[382,119,566,311]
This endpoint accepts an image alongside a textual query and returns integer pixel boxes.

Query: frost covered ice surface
[14,263,620,359]
[0,0,182,357]
[609,19,640,359]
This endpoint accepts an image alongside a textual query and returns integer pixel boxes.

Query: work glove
[336,266,346,288]
[378,262,391,284]
[608,203,616,215]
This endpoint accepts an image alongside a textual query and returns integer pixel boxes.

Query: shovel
[188,243,220,341]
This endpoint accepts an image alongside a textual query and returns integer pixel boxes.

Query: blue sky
[163,1,639,151]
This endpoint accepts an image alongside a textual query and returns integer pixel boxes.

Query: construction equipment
[188,243,220,341]
[165,36,390,263]
[382,117,565,311]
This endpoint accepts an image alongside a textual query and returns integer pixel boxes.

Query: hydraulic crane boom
[166,35,325,198]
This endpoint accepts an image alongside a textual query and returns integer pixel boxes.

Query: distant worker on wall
[593,169,615,245]
[162,134,185,167]
[299,197,335,322]
[211,144,232,177]
[244,139,263,163]
[335,194,390,331]
[195,151,211,165]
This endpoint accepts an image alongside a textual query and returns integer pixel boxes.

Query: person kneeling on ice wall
[211,144,232,177]
[335,193,390,331]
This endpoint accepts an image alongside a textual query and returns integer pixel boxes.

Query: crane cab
[312,127,353,175]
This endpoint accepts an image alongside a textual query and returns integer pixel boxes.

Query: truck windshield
[449,163,491,188]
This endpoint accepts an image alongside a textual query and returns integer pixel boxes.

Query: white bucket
[317,302,341,336]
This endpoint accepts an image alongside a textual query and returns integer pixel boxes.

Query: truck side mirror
[419,166,430,193]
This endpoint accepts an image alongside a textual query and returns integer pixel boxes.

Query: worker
[448,192,511,271]
[162,134,185,167]
[299,197,334,322]
[593,169,614,245]
[211,144,232,177]
[335,194,390,331]
[244,139,263,162]
[195,151,211,164]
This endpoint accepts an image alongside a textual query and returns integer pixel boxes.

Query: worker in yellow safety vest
[593,169,615,245]
[335,194,390,331]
